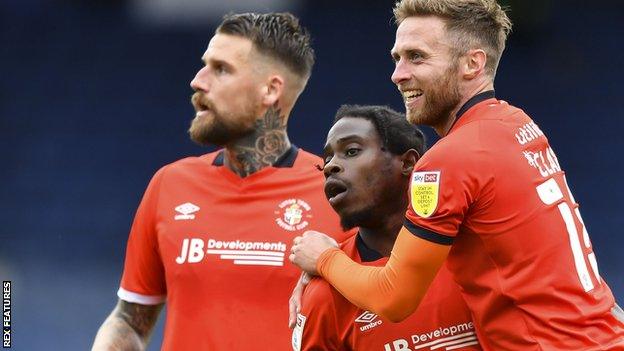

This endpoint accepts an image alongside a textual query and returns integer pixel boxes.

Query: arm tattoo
[98,317,144,351]
[115,300,162,340]
[226,106,291,177]
[92,300,163,351]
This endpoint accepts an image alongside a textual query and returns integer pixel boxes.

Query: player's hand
[288,272,311,329]
[289,230,338,275]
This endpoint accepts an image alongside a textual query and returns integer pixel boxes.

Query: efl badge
[275,199,312,231]
[410,171,440,218]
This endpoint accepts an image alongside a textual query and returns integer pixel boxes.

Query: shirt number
[535,176,601,292]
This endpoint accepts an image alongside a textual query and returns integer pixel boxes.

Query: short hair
[333,104,426,157]
[393,0,512,76]
[216,12,315,80]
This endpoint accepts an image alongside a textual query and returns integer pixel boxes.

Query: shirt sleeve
[317,228,450,323]
[118,167,167,305]
[405,136,493,241]
[294,278,343,351]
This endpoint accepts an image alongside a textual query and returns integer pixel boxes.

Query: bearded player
[290,1,624,349]
[92,12,348,350]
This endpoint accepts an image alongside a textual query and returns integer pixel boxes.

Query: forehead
[392,16,448,54]
[204,33,254,63]
[326,117,380,146]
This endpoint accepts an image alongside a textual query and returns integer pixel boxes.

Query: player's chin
[406,110,424,125]
[338,207,365,231]
[336,198,365,217]
[189,126,218,146]
[329,191,352,213]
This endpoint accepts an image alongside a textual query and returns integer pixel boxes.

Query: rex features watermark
[3,281,10,348]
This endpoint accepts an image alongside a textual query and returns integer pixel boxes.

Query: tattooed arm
[92,299,163,351]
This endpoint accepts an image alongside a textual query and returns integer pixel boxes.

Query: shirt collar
[212,145,299,167]
[446,90,496,135]
[356,233,384,262]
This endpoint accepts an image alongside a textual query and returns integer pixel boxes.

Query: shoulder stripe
[403,218,454,245]
[117,287,166,305]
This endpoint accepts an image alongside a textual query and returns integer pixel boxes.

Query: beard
[189,93,256,146]
[406,63,462,127]
[339,204,377,231]
[188,112,254,146]
[338,167,408,232]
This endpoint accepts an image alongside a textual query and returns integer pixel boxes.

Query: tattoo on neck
[226,107,290,177]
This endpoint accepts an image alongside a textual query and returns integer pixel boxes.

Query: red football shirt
[118,147,350,350]
[405,92,624,350]
[294,234,481,351]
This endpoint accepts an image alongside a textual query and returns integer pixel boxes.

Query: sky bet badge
[411,171,440,218]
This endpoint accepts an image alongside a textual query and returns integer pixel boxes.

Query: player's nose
[323,158,343,176]
[391,59,410,85]
[190,66,210,92]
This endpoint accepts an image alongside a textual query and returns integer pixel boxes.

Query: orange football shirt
[294,234,481,351]
[118,147,350,350]
[405,91,624,350]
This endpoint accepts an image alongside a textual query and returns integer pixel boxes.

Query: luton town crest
[410,171,440,218]
[275,199,312,231]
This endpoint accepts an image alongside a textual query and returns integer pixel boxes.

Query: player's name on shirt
[175,237,288,266]
[514,120,562,179]
[514,120,544,145]
[522,146,561,178]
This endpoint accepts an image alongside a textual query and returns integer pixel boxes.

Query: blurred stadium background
[1,0,623,349]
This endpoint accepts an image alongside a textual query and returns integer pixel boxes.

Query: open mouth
[192,94,211,113]
[324,178,348,206]
[198,100,210,111]
[401,89,423,104]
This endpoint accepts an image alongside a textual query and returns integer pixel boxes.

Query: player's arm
[91,299,163,351]
[293,227,450,322]
[289,272,312,328]
[294,280,343,351]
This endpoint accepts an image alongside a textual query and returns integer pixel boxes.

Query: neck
[358,210,405,257]
[433,81,494,137]
[223,106,291,178]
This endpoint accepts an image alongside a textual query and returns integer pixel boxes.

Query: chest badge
[275,199,312,231]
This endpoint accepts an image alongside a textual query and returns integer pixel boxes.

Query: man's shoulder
[461,99,533,138]
[163,147,322,173]
[423,102,531,165]
[304,236,359,308]
[304,277,337,306]
[418,135,481,170]
[302,275,357,322]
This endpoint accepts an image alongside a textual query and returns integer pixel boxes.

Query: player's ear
[261,74,285,107]
[400,149,419,176]
[461,49,487,80]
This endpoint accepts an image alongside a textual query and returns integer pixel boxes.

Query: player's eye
[345,148,360,157]
[214,64,227,74]
[409,52,422,62]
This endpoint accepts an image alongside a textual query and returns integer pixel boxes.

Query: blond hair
[393,0,512,76]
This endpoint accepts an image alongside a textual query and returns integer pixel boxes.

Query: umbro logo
[355,311,382,332]
[174,202,200,220]
[355,311,378,324]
